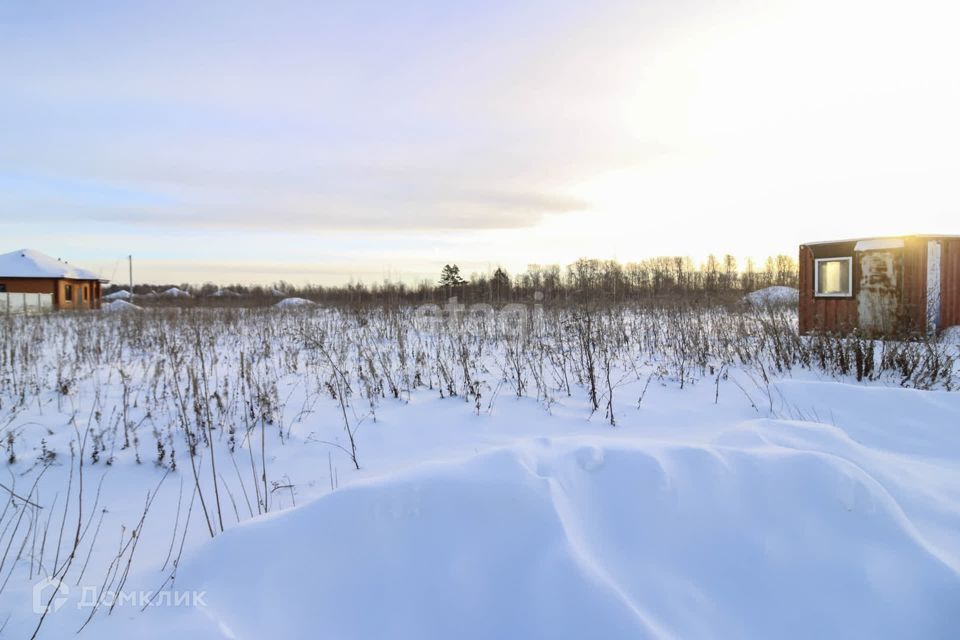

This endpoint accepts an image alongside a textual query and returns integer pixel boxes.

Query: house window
[814,257,853,297]
[0,284,6,293]
[83,286,88,301]
[64,284,73,302]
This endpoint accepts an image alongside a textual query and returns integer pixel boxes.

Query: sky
[1,0,959,285]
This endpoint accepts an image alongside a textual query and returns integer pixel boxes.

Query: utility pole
[128,255,133,298]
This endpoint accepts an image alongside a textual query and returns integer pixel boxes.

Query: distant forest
[108,254,799,306]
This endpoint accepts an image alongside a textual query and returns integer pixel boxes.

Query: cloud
[0,0,655,235]
[92,190,588,231]
[0,167,590,231]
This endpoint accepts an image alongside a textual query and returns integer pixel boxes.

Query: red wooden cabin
[798,235,960,336]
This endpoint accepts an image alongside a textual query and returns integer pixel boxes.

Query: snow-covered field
[0,306,958,639]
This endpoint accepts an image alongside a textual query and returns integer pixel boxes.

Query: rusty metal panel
[942,238,960,329]
[857,249,902,334]
[808,240,858,259]
[899,237,928,333]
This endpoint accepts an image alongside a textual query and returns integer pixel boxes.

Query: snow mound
[160,287,191,298]
[210,289,240,297]
[102,299,141,312]
[274,297,315,308]
[940,326,960,344]
[124,433,960,640]
[744,286,799,306]
[103,290,132,301]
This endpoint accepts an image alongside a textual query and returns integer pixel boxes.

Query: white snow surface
[71,380,960,640]
[941,326,960,344]
[3,314,959,639]
[102,299,141,311]
[744,286,799,306]
[0,248,101,279]
[103,290,132,300]
[274,296,315,308]
[126,426,960,639]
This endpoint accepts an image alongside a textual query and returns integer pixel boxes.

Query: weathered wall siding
[942,238,960,329]
[901,238,928,333]
[799,246,812,333]
[799,245,858,334]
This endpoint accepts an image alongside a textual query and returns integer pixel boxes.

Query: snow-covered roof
[803,234,960,247]
[0,248,104,281]
[854,238,904,251]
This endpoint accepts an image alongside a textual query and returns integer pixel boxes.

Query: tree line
[108,254,799,307]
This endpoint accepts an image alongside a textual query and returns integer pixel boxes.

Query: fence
[1,292,54,315]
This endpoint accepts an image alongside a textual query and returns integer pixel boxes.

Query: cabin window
[814,257,853,297]
[83,286,88,301]
[0,284,6,293]
[64,284,73,302]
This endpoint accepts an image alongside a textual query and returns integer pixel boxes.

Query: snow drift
[161,287,192,298]
[274,297,315,308]
[119,421,960,640]
[102,299,141,311]
[744,286,799,306]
